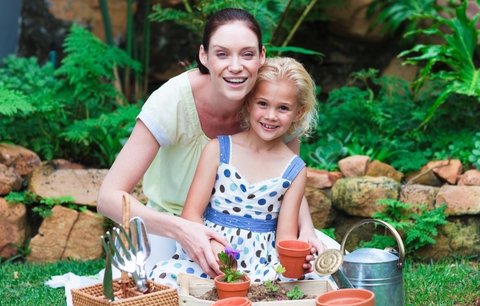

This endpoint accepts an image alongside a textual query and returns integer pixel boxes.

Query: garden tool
[128,217,151,292]
[314,248,353,289]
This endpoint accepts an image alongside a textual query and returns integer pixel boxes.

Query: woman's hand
[177,220,228,278]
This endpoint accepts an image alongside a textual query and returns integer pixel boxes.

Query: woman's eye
[216,52,227,58]
[243,52,254,59]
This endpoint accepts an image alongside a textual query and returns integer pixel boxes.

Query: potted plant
[214,247,251,299]
[276,240,311,279]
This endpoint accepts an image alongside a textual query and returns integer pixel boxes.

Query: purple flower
[225,246,240,260]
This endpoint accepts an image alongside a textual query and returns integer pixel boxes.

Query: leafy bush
[361,199,448,256]
[0,25,141,167]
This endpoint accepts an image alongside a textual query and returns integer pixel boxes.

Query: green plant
[0,25,141,167]
[306,134,350,171]
[5,191,84,219]
[366,0,440,36]
[148,0,330,58]
[361,199,448,255]
[399,1,480,127]
[469,132,480,170]
[264,264,286,294]
[218,247,243,282]
[286,285,305,300]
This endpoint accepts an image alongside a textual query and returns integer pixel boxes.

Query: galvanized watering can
[315,219,405,306]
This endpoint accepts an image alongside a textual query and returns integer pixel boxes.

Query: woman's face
[199,21,266,104]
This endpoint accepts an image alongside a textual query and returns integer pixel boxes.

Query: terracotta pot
[212,296,252,306]
[214,274,251,300]
[315,288,375,306]
[276,240,311,278]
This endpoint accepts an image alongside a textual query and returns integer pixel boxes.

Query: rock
[28,164,147,206]
[399,184,439,214]
[427,159,463,185]
[436,185,480,216]
[324,0,386,42]
[416,216,480,260]
[381,57,418,82]
[62,210,104,260]
[0,198,27,258]
[458,169,480,186]
[404,167,443,186]
[306,168,342,189]
[332,176,400,217]
[0,164,23,195]
[28,166,108,206]
[0,143,41,176]
[305,186,335,229]
[366,160,403,182]
[27,205,78,262]
[338,155,370,177]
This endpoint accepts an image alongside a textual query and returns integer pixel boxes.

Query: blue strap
[204,206,277,233]
[282,156,305,181]
[218,135,230,164]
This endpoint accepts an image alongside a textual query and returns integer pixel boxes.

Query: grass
[0,258,478,306]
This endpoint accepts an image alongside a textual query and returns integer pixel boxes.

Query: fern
[0,86,34,116]
[363,199,448,255]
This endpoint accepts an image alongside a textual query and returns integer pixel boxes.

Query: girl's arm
[276,167,307,243]
[286,139,327,255]
[181,139,220,223]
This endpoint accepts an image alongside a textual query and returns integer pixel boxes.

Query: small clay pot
[212,296,252,306]
[276,240,311,278]
[214,274,251,300]
[315,288,375,306]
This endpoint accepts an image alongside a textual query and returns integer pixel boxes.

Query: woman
[97,8,329,279]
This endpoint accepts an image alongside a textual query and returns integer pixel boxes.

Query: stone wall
[1,143,479,262]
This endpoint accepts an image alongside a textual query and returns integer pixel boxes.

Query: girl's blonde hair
[242,57,317,137]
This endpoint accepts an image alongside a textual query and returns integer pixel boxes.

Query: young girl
[150,57,321,285]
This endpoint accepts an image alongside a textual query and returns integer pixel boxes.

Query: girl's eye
[279,105,290,112]
[257,101,267,107]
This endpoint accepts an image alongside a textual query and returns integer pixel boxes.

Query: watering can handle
[340,219,405,269]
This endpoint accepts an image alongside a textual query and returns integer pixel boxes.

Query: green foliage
[305,134,349,171]
[149,0,332,57]
[286,285,305,300]
[301,66,479,172]
[320,227,335,240]
[5,191,83,219]
[469,132,480,170]
[367,0,440,36]
[361,199,448,255]
[264,264,286,295]
[399,1,480,126]
[0,25,141,167]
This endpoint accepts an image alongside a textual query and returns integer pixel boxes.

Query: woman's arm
[97,120,226,277]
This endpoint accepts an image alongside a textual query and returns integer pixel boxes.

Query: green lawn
[0,258,478,305]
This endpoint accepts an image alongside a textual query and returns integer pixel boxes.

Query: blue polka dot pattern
[148,135,326,286]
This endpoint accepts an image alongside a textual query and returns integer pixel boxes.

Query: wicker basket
[71,278,179,306]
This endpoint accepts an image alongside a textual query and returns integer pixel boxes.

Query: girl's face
[199,21,266,103]
[247,79,302,142]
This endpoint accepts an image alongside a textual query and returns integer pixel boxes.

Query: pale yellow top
[138,70,209,215]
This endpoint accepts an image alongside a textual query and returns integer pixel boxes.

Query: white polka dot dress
[149,135,321,287]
